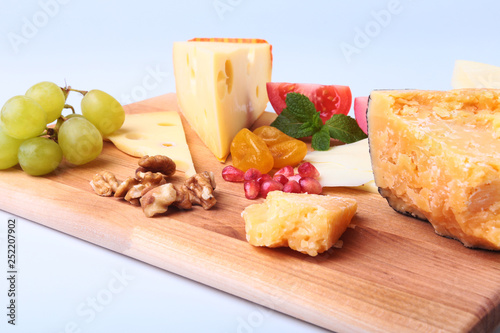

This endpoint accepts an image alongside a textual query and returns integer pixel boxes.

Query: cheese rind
[242,191,357,256]
[106,112,196,176]
[173,40,272,162]
[368,89,500,250]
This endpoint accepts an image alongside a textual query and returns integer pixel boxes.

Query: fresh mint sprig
[270,92,367,151]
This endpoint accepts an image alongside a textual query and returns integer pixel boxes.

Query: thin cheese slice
[304,139,377,193]
[173,40,272,162]
[107,112,196,176]
[452,60,500,89]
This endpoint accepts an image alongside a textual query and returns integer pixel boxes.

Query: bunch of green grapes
[0,81,125,176]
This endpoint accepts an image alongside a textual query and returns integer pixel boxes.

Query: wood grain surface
[0,94,499,333]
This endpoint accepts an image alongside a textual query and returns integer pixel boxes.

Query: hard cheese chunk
[173,40,272,162]
[107,112,196,176]
[242,191,357,256]
[368,89,500,250]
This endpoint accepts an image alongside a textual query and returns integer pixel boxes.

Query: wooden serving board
[1,94,499,332]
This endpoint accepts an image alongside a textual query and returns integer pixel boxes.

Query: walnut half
[181,171,216,210]
[90,171,120,197]
[140,183,178,218]
[137,155,176,178]
[140,172,217,217]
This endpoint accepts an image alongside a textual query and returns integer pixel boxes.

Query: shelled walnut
[140,183,178,217]
[140,172,217,217]
[177,171,217,210]
[90,171,120,197]
[89,154,216,218]
[137,155,176,177]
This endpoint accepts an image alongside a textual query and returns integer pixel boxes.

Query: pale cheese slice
[451,60,500,89]
[107,111,196,176]
[304,139,377,193]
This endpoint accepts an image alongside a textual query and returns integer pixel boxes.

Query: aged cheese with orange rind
[368,89,500,250]
[242,191,357,256]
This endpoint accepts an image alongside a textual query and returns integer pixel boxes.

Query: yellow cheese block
[106,112,196,177]
[368,89,500,250]
[242,191,357,256]
[173,40,272,162]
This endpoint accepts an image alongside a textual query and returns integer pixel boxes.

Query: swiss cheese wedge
[368,89,500,250]
[106,111,196,176]
[242,191,357,256]
[173,39,272,162]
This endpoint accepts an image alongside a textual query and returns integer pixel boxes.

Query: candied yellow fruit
[242,191,357,256]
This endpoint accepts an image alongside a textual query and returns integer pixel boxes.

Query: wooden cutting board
[1,94,499,333]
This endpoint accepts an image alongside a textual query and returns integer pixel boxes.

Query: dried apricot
[230,128,274,174]
[253,126,307,169]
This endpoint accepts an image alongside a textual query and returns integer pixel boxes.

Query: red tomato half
[266,82,352,123]
[354,96,369,135]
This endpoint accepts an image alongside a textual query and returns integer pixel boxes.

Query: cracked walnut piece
[113,173,166,205]
[140,172,217,217]
[181,171,216,210]
[90,171,120,197]
[137,155,176,177]
[140,183,178,218]
[114,177,139,198]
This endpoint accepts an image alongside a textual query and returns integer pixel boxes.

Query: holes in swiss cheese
[217,59,234,99]
[125,132,147,140]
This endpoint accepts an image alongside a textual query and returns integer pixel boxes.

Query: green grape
[25,81,65,123]
[18,137,62,176]
[0,96,47,140]
[81,90,125,136]
[58,117,103,165]
[65,113,84,119]
[0,128,24,169]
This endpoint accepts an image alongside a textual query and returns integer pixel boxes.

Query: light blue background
[0,0,499,332]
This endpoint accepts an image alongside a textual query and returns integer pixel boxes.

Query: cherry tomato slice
[266,82,352,124]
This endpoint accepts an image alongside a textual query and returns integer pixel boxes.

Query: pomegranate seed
[244,180,260,199]
[283,180,301,193]
[257,173,273,185]
[287,174,302,183]
[273,174,288,185]
[244,168,262,181]
[275,165,294,177]
[222,165,245,182]
[298,162,320,179]
[259,179,284,198]
[299,177,322,194]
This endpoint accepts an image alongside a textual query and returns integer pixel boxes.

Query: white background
[0,0,499,332]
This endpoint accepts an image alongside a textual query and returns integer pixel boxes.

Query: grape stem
[42,127,58,143]
[64,104,76,114]
[69,88,89,96]
[61,86,71,101]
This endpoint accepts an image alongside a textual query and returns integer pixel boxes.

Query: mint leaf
[271,92,367,150]
[311,126,330,151]
[311,111,323,130]
[285,92,317,122]
[270,113,302,137]
[324,114,367,143]
[271,107,320,138]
